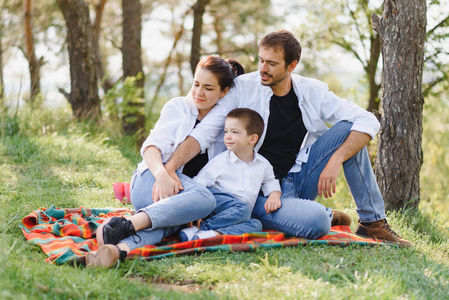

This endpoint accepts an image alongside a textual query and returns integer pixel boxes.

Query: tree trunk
[24,0,42,101]
[190,0,210,75]
[93,0,114,94]
[56,0,101,120]
[372,0,426,211]
[366,33,381,113]
[122,0,145,137]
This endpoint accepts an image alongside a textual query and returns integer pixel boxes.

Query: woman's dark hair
[226,59,245,77]
[196,56,244,91]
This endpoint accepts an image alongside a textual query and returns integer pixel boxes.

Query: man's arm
[318,131,371,198]
[164,136,201,190]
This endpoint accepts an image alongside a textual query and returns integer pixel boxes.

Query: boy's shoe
[192,230,217,240]
[97,217,141,246]
[355,219,412,247]
[179,227,200,242]
[331,210,352,226]
[85,245,127,268]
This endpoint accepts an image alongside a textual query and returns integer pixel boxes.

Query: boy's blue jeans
[252,121,386,239]
[200,187,262,235]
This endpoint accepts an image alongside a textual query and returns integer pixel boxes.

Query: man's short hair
[259,29,301,67]
[226,108,264,144]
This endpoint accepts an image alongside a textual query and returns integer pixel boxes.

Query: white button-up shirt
[194,150,281,210]
[137,94,226,172]
[190,71,380,173]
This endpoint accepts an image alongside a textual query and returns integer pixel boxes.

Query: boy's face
[223,117,257,153]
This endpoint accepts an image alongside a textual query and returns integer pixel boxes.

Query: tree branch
[426,15,449,38]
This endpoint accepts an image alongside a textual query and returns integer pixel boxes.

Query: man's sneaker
[331,210,352,226]
[86,245,127,268]
[355,219,412,247]
[97,217,141,246]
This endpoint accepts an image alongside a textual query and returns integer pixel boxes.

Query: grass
[1,105,449,299]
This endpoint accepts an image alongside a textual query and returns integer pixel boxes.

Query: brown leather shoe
[355,219,412,247]
[331,210,352,226]
[86,245,123,268]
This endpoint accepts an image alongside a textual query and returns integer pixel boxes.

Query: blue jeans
[120,169,216,251]
[200,187,262,235]
[252,121,386,238]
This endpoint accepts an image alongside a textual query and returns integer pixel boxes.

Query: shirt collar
[228,149,260,164]
[186,91,199,116]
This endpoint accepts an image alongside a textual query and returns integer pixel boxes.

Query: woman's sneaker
[355,219,412,247]
[97,217,141,246]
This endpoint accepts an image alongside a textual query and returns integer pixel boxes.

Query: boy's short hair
[226,108,264,144]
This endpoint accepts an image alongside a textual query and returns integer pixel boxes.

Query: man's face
[258,46,289,87]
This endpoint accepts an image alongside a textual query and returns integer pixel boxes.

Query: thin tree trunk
[372,0,427,211]
[366,34,381,113]
[122,0,145,137]
[24,0,41,101]
[190,0,210,75]
[93,0,113,94]
[56,0,101,120]
[213,17,223,55]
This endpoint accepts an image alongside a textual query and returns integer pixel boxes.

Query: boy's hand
[264,192,282,214]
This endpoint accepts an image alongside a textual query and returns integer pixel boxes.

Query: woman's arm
[143,146,181,202]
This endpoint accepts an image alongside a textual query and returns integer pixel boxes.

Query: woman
[86,56,243,268]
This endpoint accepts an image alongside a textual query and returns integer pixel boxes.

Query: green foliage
[104,74,145,121]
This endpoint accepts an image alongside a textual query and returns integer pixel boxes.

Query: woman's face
[191,68,229,117]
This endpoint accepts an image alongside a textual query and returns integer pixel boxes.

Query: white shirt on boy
[194,150,281,210]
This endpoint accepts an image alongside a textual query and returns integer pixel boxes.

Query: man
[157,30,411,246]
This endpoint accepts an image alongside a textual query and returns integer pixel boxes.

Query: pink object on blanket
[113,182,125,202]
[124,182,131,203]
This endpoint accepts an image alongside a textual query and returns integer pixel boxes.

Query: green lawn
[1,107,449,299]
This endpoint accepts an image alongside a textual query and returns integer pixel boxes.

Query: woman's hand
[152,171,180,202]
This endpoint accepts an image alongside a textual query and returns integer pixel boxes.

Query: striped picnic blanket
[20,206,391,265]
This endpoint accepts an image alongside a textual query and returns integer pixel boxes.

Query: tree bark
[190,0,210,75]
[24,0,42,101]
[366,33,381,113]
[56,0,101,120]
[93,0,113,94]
[122,0,145,137]
[372,0,427,211]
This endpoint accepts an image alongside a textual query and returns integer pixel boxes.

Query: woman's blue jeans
[120,169,216,251]
[252,121,386,239]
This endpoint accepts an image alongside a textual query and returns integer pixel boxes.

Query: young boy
[180,108,282,241]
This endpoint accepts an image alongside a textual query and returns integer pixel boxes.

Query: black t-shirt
[182,119,209,178]
[258,87,307,180]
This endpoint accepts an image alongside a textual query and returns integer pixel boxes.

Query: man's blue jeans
[200,187,262,235]
[252,121,386,239]
[120,169,216,251]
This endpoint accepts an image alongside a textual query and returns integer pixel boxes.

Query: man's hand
[264,191,282,214]
[317,130,371,199]
[152,171,180,202]
[318,158,341,198]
